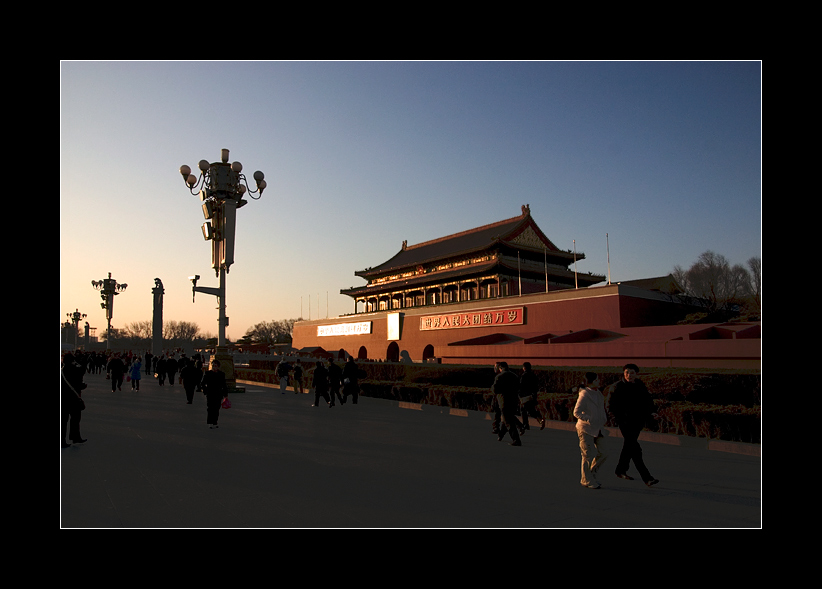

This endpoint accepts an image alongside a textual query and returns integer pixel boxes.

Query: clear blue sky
[60,61,761,342]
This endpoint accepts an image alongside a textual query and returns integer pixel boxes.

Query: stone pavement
[60,370,761,528]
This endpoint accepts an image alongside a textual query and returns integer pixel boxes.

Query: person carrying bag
[61,353,87,446]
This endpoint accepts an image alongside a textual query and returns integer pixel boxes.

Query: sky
[60,61,761,343]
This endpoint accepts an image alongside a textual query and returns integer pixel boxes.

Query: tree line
[672,250,761,322]
[103,318,303,349]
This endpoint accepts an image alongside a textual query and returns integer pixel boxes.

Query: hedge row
[247,362,761,406]
[235,365,761,444]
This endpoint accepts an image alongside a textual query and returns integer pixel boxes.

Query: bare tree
[244,318,301,344]
[120,321,152,340]
[747,256,761,311]
[164,320,201,345]
[673,250,752,317]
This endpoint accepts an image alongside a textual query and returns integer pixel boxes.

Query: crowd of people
[61,349,228,444]
[275,357,362,407]
[62,350,660,490]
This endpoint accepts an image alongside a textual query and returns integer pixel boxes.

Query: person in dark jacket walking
[155,355,167,385]
[312,360,331,407]
[107,354,126,392]
[181,359,204,404]
[493,361,522,446]
[326,358,343,406]
[607,363,659,487]
[201,359,228,428]
[342,356,360,404]
[166,354,179,386]
[519,362,545,432]
[61,353,87,446]
[293,359,304,395]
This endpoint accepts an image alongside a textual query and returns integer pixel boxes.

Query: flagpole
[607,233,611,285]
[573,240,578,289]
[544,245,548,293]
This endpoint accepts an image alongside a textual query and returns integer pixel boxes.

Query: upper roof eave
[355,205,567,278]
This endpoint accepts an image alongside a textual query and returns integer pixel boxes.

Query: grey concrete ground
[60,370,761,528]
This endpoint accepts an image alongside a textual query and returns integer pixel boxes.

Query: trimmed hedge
[235,363,761,443]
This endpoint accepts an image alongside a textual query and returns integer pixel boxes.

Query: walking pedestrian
[144,351,153,374]
[293,359,304,394]
[129,356,142,391]
[155,355,167,385]
[519,362,545,432]
[107,353,125,392]
[201,359,228,428]
[342,356,360,404]
[493,361,522,446]
[276,358,291,394]
[326,358,343,406]
[311,360,331,407]
[574,372,608,489]
[61,352,87,447]
[166,354,179,386]
[181,359,204,404]
[608,363,660,487]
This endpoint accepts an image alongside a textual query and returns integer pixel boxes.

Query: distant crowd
[61,350,661,490]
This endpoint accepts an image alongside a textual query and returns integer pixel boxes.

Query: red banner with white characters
[419,307,524,331]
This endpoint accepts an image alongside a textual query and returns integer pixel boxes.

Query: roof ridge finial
[521,204,530,216]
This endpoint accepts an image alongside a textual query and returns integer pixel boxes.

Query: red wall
[291,286,760,370]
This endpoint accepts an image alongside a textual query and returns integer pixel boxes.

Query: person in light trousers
[573,372,608,489]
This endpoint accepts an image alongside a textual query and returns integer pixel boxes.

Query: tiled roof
[357,205,562,278]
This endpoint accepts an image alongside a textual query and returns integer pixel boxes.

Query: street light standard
[91,272,127,350]
[66,308,87,350]
[178,148,266,347]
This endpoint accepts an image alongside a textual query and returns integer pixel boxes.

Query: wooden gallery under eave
[291,206,760,369]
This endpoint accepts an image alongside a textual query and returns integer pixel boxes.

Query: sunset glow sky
[60,61,761,342]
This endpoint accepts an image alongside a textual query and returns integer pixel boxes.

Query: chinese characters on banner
[419,307,524,331]
[317,322,372,336]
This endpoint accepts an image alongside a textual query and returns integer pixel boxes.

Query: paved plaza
[60,369,761,528]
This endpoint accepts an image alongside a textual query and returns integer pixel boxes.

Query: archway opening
[386,341,399,362]
[422,344,435,362]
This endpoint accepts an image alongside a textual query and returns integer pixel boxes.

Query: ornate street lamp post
[66,308,87,350]
[91,273,127,350]
[179,149,266,389]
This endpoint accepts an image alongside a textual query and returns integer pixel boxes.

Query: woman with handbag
[61,352,87,447]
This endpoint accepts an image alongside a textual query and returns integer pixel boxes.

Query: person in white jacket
[573,372,609,489]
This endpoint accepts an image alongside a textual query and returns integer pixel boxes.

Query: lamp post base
[213,346,243,393]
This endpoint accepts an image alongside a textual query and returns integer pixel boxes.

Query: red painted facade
[291,208,760,370]
[292,284,761,369]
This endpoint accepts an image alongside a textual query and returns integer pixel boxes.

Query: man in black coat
[166,354,179,386]
[519,362,545,431]
[181,359,203,404]
[342,356,360,404]
[312,360,331,407]
[493,361,522,446]
[326,359,343,406]
[607,363,659,487]
[201,359,228,428]
[107,354,126,392]
[61,353,87,446]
